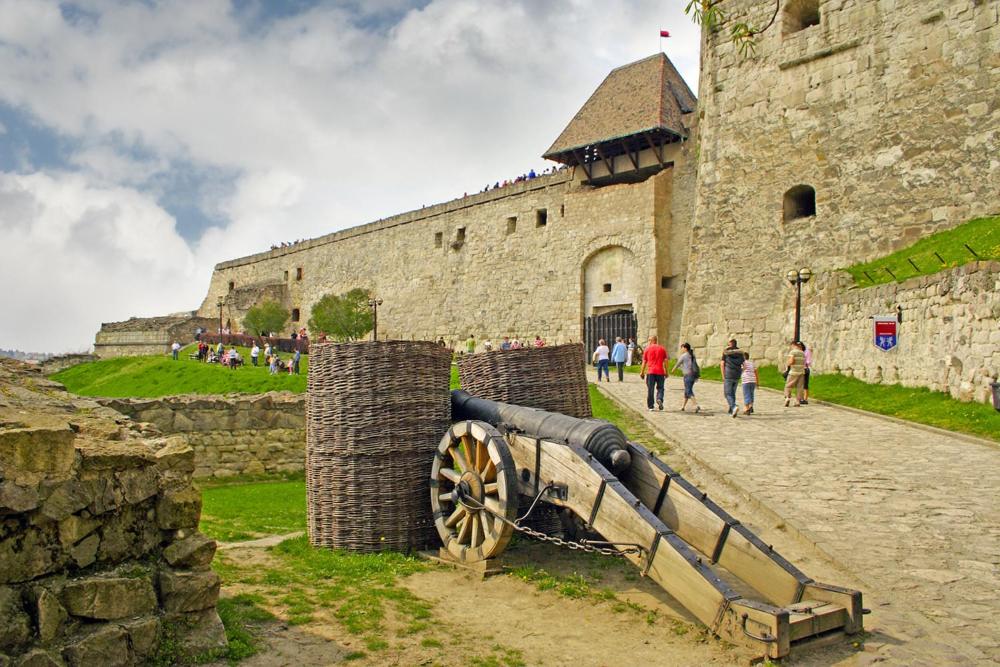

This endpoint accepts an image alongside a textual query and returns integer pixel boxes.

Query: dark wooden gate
[584,310,637,361]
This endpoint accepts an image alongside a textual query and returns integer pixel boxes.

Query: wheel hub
[457,472,484,510]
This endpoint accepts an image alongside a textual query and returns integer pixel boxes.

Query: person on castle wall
[783,341,806,407]
[720,339,745,418]
[251,342,260,366]
[466,334,476,355]
[533,335,545,348]
[672,342,701,413]
[799,341,812,405]
[611,337,628,382]
[627,338,636,366]
[741,352,759,415]
[639,335,668,411]
[500,336,511,351]
[171,341,180,361]
[592,339,611,382]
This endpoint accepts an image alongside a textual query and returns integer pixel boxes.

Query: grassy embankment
[844,214,1000,286]
[53,345,307,397]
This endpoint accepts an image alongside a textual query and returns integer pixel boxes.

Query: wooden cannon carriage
[430,391,864,660]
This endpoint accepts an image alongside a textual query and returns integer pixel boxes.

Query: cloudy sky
[0,0,701,353]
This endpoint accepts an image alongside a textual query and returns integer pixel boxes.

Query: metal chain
[457,491,643,558]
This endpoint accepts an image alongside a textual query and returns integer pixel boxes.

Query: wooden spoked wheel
[431,420,518,562]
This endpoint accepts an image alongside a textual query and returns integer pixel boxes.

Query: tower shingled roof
[543,53,696,161]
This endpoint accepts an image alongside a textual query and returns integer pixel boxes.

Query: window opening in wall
[456,227,466,242]
[783,184,816,222]
[536,209,548,227]
[783,0,820,34]
[291,308,300,322]
[560,204,565,217]
[283,270,289,281]
[228,281,235,291]
[434,232,443,248]
[661,276,676,289]
[602,283,612,293]
[506,216,517,235]
[296,267,303,281]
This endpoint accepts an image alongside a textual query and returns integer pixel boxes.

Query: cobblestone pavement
[594,371,1000,666]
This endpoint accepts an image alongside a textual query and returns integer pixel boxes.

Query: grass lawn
[844,214,1000,286]
[694,364,1000,443]
[52,345,307,397]
[201,478,307,542]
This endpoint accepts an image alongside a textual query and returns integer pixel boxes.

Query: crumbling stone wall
[0,360,226,665]
[38,355,99,376]
[100,393,305,479]
[94,315,217,359]
[802,261,1000,404]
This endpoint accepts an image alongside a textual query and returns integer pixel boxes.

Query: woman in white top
[592,339,611,382]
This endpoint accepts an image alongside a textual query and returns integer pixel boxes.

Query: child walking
[741,352,759,414]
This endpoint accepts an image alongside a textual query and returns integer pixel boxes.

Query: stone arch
[783,184,816,222]
[581,244,641,318]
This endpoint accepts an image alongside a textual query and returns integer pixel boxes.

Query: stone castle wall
[100,393,305,479]
[682,0,1000,363]
[198,139,697,351]
[94,315,217,359]
[0,360,225,665]
[802,261,1000,403]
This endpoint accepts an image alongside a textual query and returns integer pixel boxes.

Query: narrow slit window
[506,216,517,235]
[291,308,300,322]
[456,227,466,242]
[560,204,565,217]
[434,232,443,248]
[228,281,235,291]
[536,209,548,227]
[283,270,289,281]
[296,267,303,281]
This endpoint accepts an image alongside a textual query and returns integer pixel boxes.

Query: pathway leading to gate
[594,370,999,665]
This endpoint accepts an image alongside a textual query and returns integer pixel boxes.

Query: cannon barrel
[451,390,632,473]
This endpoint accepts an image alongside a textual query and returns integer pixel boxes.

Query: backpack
[690,355,701,379]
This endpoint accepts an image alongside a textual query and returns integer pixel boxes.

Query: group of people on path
[249,342,301,375]
[451,334,547,354]
[174,340,301,375]
[593,336,813,416]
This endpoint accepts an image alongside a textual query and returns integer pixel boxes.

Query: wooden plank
[724,599,790,659]
[801,582,864,634]
[787,602,847,642]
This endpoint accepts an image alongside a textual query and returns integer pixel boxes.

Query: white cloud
[0,0,702,352]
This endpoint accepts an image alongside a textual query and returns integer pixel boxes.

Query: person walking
[611,337,628,382]
[741,352,759,414]
[800,341,812,404]
[171,341,180,361]
[465,334,476,354]
[216,341,224,359]
[251,342,260,367]
[292,348,301,375]
[627,338,636,366]
[671,342,701,413]
[639,335,668,411]
[720,339,744,418]
[592,339,611,382]
[784,341,806,406]
[269,353,279,375]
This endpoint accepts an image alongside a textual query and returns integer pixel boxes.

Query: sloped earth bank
[209,474,867,667]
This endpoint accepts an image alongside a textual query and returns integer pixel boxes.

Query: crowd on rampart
[473,164,566,195]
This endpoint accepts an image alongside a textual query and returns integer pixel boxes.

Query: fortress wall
[682,0,1000,364]
[802,261,1000,404]
[199,157,687,348]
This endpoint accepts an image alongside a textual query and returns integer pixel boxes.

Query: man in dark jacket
[720,339,744,418]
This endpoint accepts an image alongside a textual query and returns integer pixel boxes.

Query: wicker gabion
[457,343,592,418]
[306,340,452,552]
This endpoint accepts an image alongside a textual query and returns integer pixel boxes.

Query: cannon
[431,391,864,659]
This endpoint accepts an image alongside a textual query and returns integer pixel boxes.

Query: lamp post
[216,296,224,341]
[785,268,813,342]
[368,297,383,342]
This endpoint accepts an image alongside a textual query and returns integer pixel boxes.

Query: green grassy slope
[53,345,308,397]
[844,215,1000,286]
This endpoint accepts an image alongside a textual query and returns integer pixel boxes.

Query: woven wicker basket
[306,340,451,552]
[457,343,591,418]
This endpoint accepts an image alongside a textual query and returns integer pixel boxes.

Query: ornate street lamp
[785,268,813,342]
[368,297,383,342]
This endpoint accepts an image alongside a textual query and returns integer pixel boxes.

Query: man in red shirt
[639,335,668,411]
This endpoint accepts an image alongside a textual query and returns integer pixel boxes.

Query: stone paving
[594,370,1000,665]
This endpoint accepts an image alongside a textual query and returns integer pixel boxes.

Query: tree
[308,288,373,341]
[685,0,782,56]
[242,301,290,337]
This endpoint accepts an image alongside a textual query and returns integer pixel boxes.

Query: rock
[155,439,196,476]
[0,586,31,650]
[115,468,158,505]
[163,534,217,569]
[122,617,160,660]
[61,626,131,667]
[167,608,227,657]
[69,535,99,569]
[0,528,57,585]
[0,425,77,485]
[156,487,202,530]
[14,649,62,667]
[34,589,68,644]
[0,483,39,515]
[61,577,157,620]
[39,482,91,522]
[158,569,220,613]
[0,652,8,667]
[57,516,99,548]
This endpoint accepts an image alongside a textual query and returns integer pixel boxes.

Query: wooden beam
[621,140,639,170]
[644,132,665,168]
[571,149,592,180]
[593,144,614,176]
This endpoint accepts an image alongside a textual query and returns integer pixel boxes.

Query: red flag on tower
[660,30,670,38]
